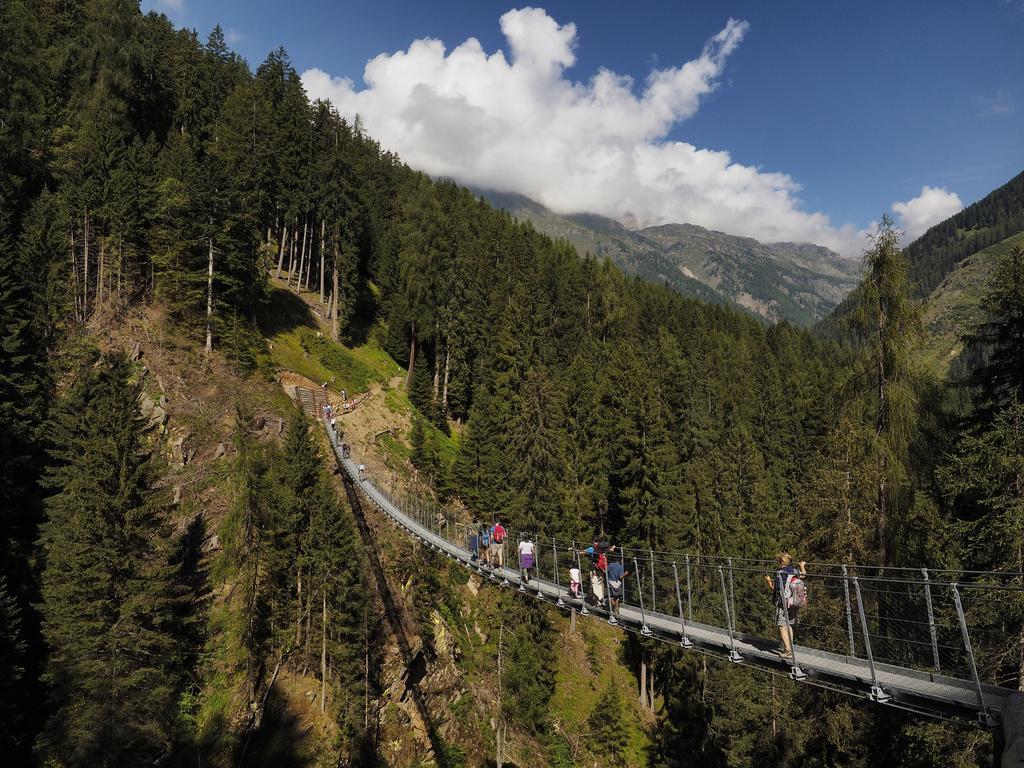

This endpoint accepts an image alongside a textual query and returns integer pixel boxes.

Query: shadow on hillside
[342,278,378,347]
[255,287,318,338]
[238,686,314,768]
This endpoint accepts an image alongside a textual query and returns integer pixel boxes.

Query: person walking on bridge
[518,534,535,589]
[764,552,806,660]
[490,519,506,571]
[479,524,491,567]
[607,557,627,617]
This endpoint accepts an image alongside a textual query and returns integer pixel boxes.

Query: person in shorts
[490,519,506,570]
[764,552,806,660]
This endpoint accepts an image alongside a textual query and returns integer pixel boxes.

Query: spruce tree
[37,354,190,767]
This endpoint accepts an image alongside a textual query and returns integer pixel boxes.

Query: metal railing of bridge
[324,420,1021,728]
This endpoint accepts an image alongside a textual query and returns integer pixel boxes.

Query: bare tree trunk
[321,592,327,715]
[332,247,339,342]
[205,234,214,355]
[97,239,105,307]
[442,345,451,408]
[406,323,416,389]
[284,228,296,290]
[432,337,441,401]
[364,602,369,730]
[648,664,655,711]
[83,211,89,318]
[298,216,309,291]
[569,607,576,634]
[640,655,648,706]
[295,568,303,648]
[70,229,80,322]
[275,223,288,279]
[319,220,326,305]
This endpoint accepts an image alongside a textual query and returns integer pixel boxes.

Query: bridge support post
[554,539,565,608]
[605,565,618,625]
[719,566,741,663]
[575,543,589,616]
[853,577,889,703]
[634,558,652,636]
[726,558,737,638]
[922,568,941,673]
[842,565,855,657]
[952,582,996,728]
[650,549,656,614]
[685,555,692,621]
[673,562,693,648]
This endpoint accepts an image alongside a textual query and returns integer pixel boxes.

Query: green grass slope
[920,230,1024,375]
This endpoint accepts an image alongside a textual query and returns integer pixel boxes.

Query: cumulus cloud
[156,0,184,10]
[892,186,963,240]
[302,8,864,254]
[225,28,246,46]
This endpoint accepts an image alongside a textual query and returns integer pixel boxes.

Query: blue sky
[148,0,1024,253]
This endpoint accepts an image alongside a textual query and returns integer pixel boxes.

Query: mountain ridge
[476,188,860,326]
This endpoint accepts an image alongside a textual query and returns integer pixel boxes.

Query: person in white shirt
[518,536,536,586]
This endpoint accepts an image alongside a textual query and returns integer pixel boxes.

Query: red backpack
[597,552,608,572]
[493,523,505,544]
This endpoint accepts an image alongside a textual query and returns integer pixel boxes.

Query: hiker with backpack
[606,557,628,616]
[764,552,807,660]
[479,524,491,567]
[491,519,506,570]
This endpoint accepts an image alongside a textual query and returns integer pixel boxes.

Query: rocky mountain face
[478,189,860,326]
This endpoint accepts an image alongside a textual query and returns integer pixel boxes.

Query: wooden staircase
[295,386,329,419]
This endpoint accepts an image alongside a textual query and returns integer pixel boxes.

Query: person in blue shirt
[606,558,628,616]
[468,524,480,562]
[763,552,806,660]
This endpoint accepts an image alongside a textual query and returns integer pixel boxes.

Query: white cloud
[156,0,184,10]
[891,186,963,240]
[225,28,246,46]
[974,91,1015,117]
[302,8,865,255]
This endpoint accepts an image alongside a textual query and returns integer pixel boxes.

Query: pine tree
[587,679,629,764]
[37,354,190,766]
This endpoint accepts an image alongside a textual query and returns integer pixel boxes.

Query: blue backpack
[481,529,491,547]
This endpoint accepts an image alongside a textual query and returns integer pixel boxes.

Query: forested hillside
[479,189,860,326]
[2,2,1023,767]
[905,170,1024,297]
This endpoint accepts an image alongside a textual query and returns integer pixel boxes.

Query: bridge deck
[325,427,1010,727]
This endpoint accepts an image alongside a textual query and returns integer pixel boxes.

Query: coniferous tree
[37,354,190,767]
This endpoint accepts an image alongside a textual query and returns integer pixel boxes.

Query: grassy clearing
[256,285,401,393]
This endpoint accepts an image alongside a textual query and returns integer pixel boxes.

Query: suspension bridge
[317,410,1020,731]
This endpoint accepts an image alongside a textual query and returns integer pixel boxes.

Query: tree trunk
[321,593,327,715]
[640,655,647,706]
[319,219,326,305]
[648,664,655,711]
[298,216,309,292]
[332,247,339,342]
[442,345,451,408]
[286,226,296,287]
[71,229,79,321]
[97,239,104,307]
[205,234,214,355]
[569,607,576,634]
[433,338,441,401]
[275,223,288,279]
[83,211,89,318]
[295,568,303,648]
[406,324,416,389]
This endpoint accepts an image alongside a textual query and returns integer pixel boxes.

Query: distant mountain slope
[906,170,1024,297]
[478,190,860,326]
[920,230,1024,374]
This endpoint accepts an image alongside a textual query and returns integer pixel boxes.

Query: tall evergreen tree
[37,354,190,767]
